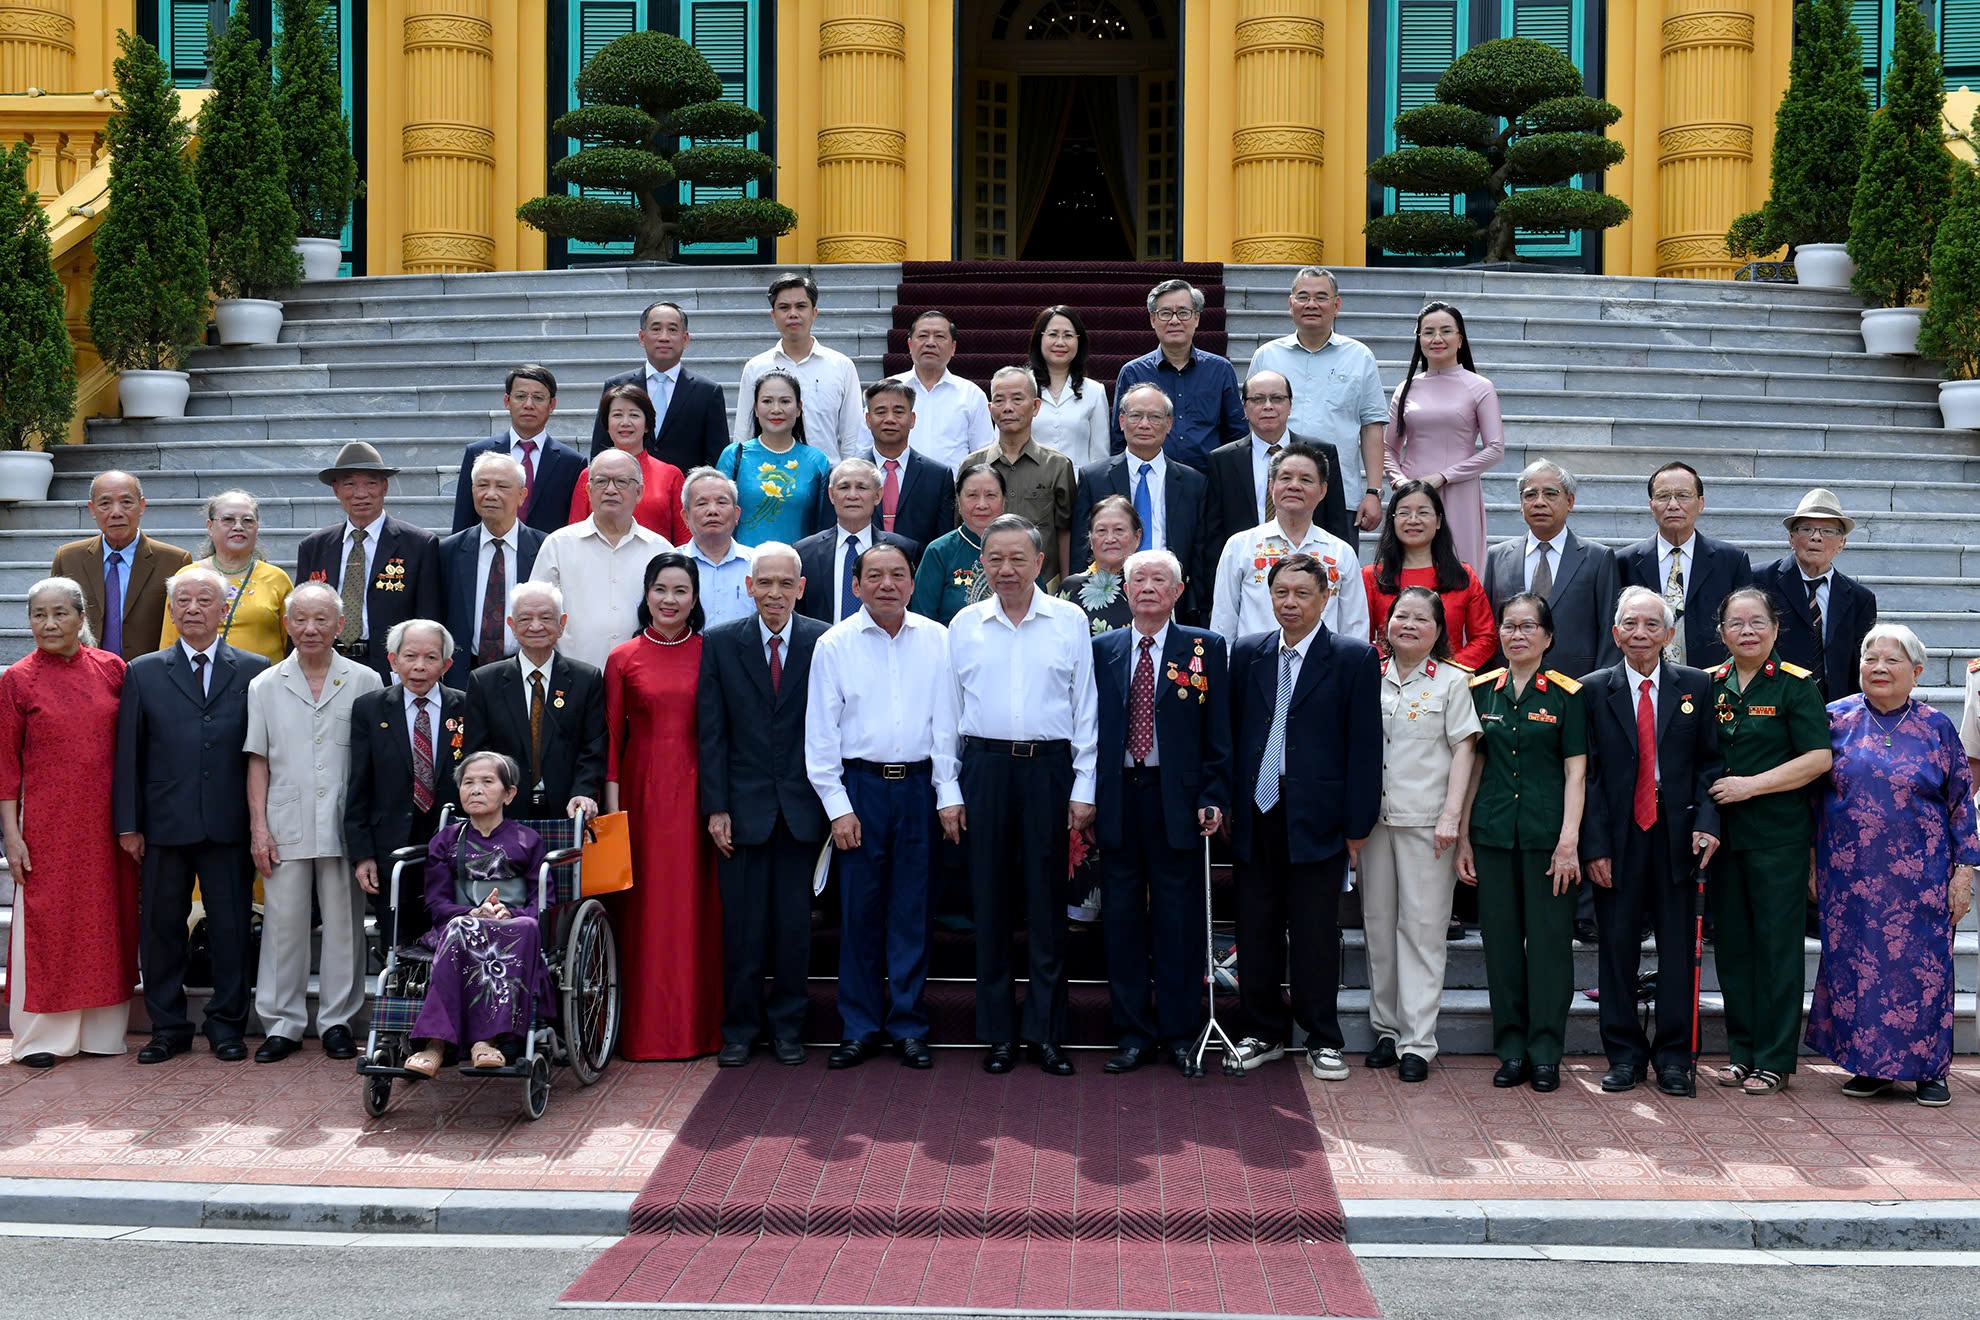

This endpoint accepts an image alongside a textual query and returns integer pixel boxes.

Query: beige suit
[50,533,193,660]
[244,652,382,1041]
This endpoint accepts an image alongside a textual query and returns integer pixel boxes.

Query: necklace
[644,626,691,647]
[1866,700,1908,747]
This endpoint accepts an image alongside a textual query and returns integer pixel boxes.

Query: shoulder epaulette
[1444,658,1473,673]
[1967,656,1980,674]
[1711,660,1733,681]
[1544,669,1583,694]
[1777,660,1815,680]
[1469,667,1507,688]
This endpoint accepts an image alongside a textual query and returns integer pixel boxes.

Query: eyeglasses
[213,515,258,528]
[1289,293,1336,306]
[1791,525,1844,540]
[1520,487,1566,500]
[1120,409,1167,424]
[1245,393,1291,405]
[591,476,638,490]
[1153,308,1196,323]
[1722,618,1772,633]
[1499,621,1545,635]
[1650,489,1698,505]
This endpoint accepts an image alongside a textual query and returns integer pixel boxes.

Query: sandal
[469,1041,506,1069]
[403,1047,442,1078]
[1741,1069,1789,1095]
[1715,1063,1751,1088]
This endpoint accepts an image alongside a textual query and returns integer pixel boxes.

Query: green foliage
[1725,208,1783,262]
[196,2,299,299]
[0,143,76,450]
[1363,212,1482,257]
[521,31,788,261]
[1392,103,1493,148]
[88,31,209,373]
[1846,0,1952,306]
[1763,0,1870,249]
[1366,146,1491,193]
[1436,37,1583,119]
[1495,187,1631,230]
[273,0,356,240]
[1919,114,1980,378]
[1519,96,1622,135]
[1504,131,1625,181]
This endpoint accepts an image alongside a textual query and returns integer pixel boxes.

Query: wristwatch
[1364,487,1380,499]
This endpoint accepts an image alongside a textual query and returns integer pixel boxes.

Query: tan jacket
[50,533,194,660]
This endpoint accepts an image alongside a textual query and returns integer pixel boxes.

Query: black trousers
[374,806,443,949]
[962,740,1072,1045]
[140,840,254,1043]
[718,815,816,1045]
[1236,804,1345,1050]
[1590,809,1698,1070]
[1102,768,1205,1049]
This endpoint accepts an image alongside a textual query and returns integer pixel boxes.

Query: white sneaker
[1232,1037,1285,1071]
[1308,1046,1349,1081]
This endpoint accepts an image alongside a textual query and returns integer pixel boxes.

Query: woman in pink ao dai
[1383,301,1505,572]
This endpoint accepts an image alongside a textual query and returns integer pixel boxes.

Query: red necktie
[1127,635,1155,763]
[881,458,901,533]
[768,634,783,698]
[412,696,436,813]
[518,439,538,519]
[1632,677,1657,831]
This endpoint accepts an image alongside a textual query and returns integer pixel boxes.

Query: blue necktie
[1133,462,1154,552]
[840,532,861,620]
[103,550,124,656]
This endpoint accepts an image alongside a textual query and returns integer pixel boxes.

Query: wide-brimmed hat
[317,441,400,485]
[1782,487,1855,535]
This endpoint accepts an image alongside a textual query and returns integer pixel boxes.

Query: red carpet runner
[563,1057,1381,1316]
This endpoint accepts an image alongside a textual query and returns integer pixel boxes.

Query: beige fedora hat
[1782,487,1854,535]
[317,441,401,485]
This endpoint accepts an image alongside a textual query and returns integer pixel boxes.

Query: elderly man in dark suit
[1758,488,1877,700]
[464,580,605,821]
[794,457,921,623]
[448,365,586,535]
[1071,383,1212,619]
[590,300,729,472]
[857,379,955,551]
[50,470,192,660]
[698,543,830,1066]
[1226,551,1381,1081]
[1093,549,1229,1077]
[1617,461,1752,670]
[114,566,271,1063]
[1579,586,1725,1097]
[1480,460,1622,679]
[440,451,546,686]
[295,442,444,682]
[1203,372,1354,589]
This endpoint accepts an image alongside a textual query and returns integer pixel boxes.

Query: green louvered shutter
[1382,0,1469,256]
[1504,0,1588,258]
[564,0,646,260]
[1940,0,1980,88]
[1855,1,1888,103]
[158,0,216,86]
[676,0,767,260]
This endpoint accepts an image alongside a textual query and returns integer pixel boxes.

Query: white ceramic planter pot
[1794,243,1855,289]
[294,236,342,281]
[1939,378,1980,429]
[213,297,284,346]
[118,369,191,419]
[1861,306,1924,356]
[0,450,54,502]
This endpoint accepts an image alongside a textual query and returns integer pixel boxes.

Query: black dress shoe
[772,1039,804,1066]
[717,1041,752,1067]
[16,1053,54,1069]
[827,1039,874,1070]
[983,1042,1017,1074]
[1169,1044,1204,1078]
[1573,919,1599,946]
[1397,1053,1429,1083]
[1104,1045,1149,1074]
[1530,1063,1560,1093]
[1657,1064,1692,1097]
[136,1036,190,1065]
[895,1038,932,1069]
[253,1036,301,1064]
[1492,1058,1528,1088]
[1364,1037,1399,1069]
[212,1038,248,1063]
[1030,1043,1075,1076]
[320,1025,357,1060]
[1601,1062,1641,1093]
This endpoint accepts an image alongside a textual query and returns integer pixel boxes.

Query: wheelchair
[356,810,621,1120]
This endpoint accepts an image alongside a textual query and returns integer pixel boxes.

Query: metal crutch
[1686,862,1708,1099]
[1193,836,1245,1077]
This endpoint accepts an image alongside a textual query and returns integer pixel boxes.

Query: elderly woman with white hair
[1806,623,1980,1107]
[0,578,137,1065]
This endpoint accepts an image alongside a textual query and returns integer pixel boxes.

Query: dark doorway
[1019,81,1135,260]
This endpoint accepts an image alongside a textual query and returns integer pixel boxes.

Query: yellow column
[1656,2,1755,279]
[400,1,494,273]
[0,0,75,94]
[1230,2,1326,265]
[814,1,906,262]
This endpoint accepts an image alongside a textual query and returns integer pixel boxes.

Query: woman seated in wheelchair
[403,751,553,1076]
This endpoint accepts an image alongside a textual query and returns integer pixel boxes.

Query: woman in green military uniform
[1455,591,1587,1094]
[1705,587,1832,1096]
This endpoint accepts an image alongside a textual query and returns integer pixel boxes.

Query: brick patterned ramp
[562,1057,1381,1316]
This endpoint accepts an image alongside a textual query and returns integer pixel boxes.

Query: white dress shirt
[1033,378,1111,468]
[1626,660,1661,784]
[948,589,1099,803]
[529,517,670,671]
[1210,518,1370,645]
[689,538,755,629]
[473,524,520,659]
[1525,530,1568,592]
[805,607,962,816]
[1123,622,1168,766]
[1658,533,1698,599]
[759,616,792,673]
[518,652,554,728]
[402,684,440,767]
[1264,627,1320,781]
[181,639,218,696]
[1245,332,1388,495]
[892,369,994,470]
[1801,571,1831,636]
[338,517,383,637]
[1246,432,1286,521]
[734,340,863,460]
[1124,451,1169,550]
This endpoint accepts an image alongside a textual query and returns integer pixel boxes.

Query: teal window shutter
[1504,0,1587,258]
[159,0,215,86]
[1940,0,1980,87]
[1855,0,1887,103]
[1383,0,1469,256]
[676,0,764,259]
[565,0,646,260]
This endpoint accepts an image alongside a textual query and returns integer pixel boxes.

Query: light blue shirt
[691,539,756,629]
[1246,331,1387,494]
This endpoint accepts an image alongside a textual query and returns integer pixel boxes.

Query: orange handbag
[579,811,635,895]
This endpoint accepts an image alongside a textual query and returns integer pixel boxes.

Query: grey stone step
[275,286,902,324]
[1221,262,1872,308]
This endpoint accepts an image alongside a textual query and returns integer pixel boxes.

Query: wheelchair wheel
[559,898,620,1086]
[521,1053,551,1120]
[362,1074,393,1117]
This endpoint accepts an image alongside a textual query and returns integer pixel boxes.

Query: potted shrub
[1761,0,1871,287]
[196,1,298,344]
[275,0,356,279]
[1847,0,1951,354]
[1919,109,1980,427]
[0,141,75,500]
[88,30,209,419]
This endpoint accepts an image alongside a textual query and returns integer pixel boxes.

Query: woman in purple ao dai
[1382,301,1504,572]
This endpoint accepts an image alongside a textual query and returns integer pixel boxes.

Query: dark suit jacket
[464,653,607,811]
[1578,661,1725,879]
[1227,626,1382,865]
[439,522,547,686]
[344,683,466,871]
[792,524,922,624]
[862,445,955,553]
[113,641,268,845]
[294,515,445,678]
[1203,431,1354,570]
[1617,531,1753,669]
[51,533,193,660]
[449,432,585,536]
[1756,555,1877,699]
[1071,454,1212,618]
[1093,624,1231,852]
[696,615,829,846]
[1479,527,1623,679]
[590,366,729,474]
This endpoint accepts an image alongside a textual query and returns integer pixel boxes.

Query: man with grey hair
[51,468,192,660]
[795,456,921,623]
[1110,279,1246,470]
[963,366,1077,581]
[464,580,606,821]
[530,447,671,669]
[1072,382,1212,621]
[681,465,757,629]
[244,581,383,1063]
[1480,459,1621,680]
[440,451,545,687]
[890,310,993,469]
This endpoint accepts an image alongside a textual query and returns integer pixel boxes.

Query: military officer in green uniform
[1704,586,1833,1096]
[1456,591,1588,1094]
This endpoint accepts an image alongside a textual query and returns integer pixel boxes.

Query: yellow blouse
[158,557,293,664]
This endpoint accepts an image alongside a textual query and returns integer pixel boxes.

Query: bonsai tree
[1846,0,1952,306]
[517,30,796,261]
[195,1,300,299]
[0,142,76,449]
[274,0,358,242]
[1726,0,1869,260]
[1919,109,1980,379]
[1364,36,1629,263]
[88,30,209,373]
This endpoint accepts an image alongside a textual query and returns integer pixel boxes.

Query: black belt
[334,639,369,659]
[845,758,931,780]
[1124,763,1162,781]
[964,737,1070,759]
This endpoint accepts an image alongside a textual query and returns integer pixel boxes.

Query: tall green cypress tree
[196,1,300,299]
[1846,1,1952,306]
[1919,112,1980,379]
[274,0,357,241]
[0,142,76,450]
[1765,0,1871,250]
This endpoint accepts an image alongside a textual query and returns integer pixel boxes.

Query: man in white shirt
[1210,442,1369,644]
[945,515,1097,1076]
[891,310,992,470]
[529,448,670,670]
[793,458,920,623]
[805,541,960,1071]
[680,466,756,629]
[732,273,865,461]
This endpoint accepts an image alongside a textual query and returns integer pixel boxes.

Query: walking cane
[1687,861,1708,1099]
[1193,836,1245,1077]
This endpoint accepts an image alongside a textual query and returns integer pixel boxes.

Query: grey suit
[1480,528,1622,680]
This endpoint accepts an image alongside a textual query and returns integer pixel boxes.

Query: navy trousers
[836,765,937,1043]
[1102,767,1205,1049]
